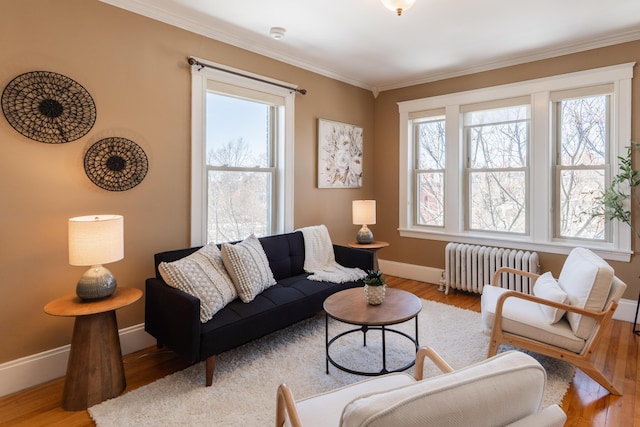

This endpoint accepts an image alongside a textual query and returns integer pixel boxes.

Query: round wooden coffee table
[323,287,422,376]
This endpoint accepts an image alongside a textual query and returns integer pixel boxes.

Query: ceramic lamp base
[356,225,374,244]
[76,265,117,300]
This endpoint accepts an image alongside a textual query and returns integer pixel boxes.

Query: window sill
[398,228,632,262]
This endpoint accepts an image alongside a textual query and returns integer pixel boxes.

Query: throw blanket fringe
[298,225,366,283]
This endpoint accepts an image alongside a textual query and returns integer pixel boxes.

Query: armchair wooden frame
[487,267,621,395]
[275,346,453,427]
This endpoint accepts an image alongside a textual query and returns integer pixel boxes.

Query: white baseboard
[614,297,639,323]
[378,258,638,324]
[378,258,444,287]
[0,323,156,398]
[2,261,637,398]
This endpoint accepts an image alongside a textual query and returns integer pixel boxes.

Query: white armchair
[276,347,566,427]
[481,247,627,395]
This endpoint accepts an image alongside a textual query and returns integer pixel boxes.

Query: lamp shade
[381,0,416,15]
[352,200,376,225]
[68,215,124,266]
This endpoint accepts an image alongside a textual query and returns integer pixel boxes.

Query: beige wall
[1,0,638,367]
[374,41,640,300]
[0,0,374,363]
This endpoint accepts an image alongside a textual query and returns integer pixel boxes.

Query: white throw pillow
[221,234,276,303]
[533,272,569,324]
[159,243,237,323]
[558,247,614,339]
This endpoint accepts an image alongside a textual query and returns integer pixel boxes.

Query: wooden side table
[348,241,389,270]
[44,287,142,411]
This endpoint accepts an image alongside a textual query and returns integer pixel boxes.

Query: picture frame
[317,118,363,188]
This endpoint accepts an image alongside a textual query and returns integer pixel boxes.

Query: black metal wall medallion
[84,137,148,191]
[1,71,96,143]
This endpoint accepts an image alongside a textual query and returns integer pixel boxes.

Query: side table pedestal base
[62,311,125,411]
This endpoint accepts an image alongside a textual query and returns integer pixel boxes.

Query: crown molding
[375,28,640,92]
[100,1,640,95]
[99,0,375,91]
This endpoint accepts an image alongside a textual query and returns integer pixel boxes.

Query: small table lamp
[352,200,376,244]
[68,215,124,301]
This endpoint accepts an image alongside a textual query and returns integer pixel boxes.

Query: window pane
[558,96,607,166]
[417,172,444,226]
[207,170,271,243]
[206,93,271,168]
[416,118,445,169]
[558,169,605,240]
[466,105,528,125]
[555,94,609,240]
[469,171,526,233]
[466,104,529,235]
[468,121,528,168]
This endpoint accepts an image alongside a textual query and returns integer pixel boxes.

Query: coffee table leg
[381,325,388,374]
[325,313,329,374]
[361,325,368,347]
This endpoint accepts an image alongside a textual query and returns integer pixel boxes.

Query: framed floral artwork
[317,118,363,188]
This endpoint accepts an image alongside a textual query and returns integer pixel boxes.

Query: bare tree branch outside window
[466,106,528,234]
[206,93,275,243]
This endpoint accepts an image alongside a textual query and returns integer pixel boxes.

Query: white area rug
[89,300,574,426]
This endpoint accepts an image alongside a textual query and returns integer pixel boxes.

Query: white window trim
[190,58,295,246]
[398,62,635,261]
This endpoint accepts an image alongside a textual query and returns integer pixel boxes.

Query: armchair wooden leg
[487,331,500,357]
[205,356,216,387]
[276,384,302,427]
[575,360,622,396]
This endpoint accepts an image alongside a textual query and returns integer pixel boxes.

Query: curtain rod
[187,57,307,95]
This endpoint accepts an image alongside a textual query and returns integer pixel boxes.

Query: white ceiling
[101,0,640,93]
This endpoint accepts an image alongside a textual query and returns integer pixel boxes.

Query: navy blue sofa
[144,231,374,386]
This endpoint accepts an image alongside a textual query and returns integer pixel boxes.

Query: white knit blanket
[299,225,366,283]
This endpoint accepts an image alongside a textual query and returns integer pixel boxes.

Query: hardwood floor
[1,276,637,426]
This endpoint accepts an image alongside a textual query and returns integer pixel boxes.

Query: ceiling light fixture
[269,27,286,40]
[381,0,416,16]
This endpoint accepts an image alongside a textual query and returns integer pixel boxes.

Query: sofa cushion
[259,232,306,280]
[339,351,546,427]
[533,272,569,324]
[221,234,277,303]
[481,285,585,353]
[558,248,614,339]
[158,243,237,322]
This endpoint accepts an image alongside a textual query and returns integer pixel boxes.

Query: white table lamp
[352,200,376,244]
[68,215,124,300]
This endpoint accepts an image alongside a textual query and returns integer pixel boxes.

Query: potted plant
[363,269,387,305]
[592,143,640,239]
[591,143,640,336]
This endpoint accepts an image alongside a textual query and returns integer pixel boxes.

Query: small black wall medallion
[84,137,148,191]
[1,71,96,143]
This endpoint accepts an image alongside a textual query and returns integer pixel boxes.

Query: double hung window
[205,90,278,243]
[463,100,530,234]
[413,111,446,227]
[399,63,633,260]
[191,60,295,245]
[552,87,611,241]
